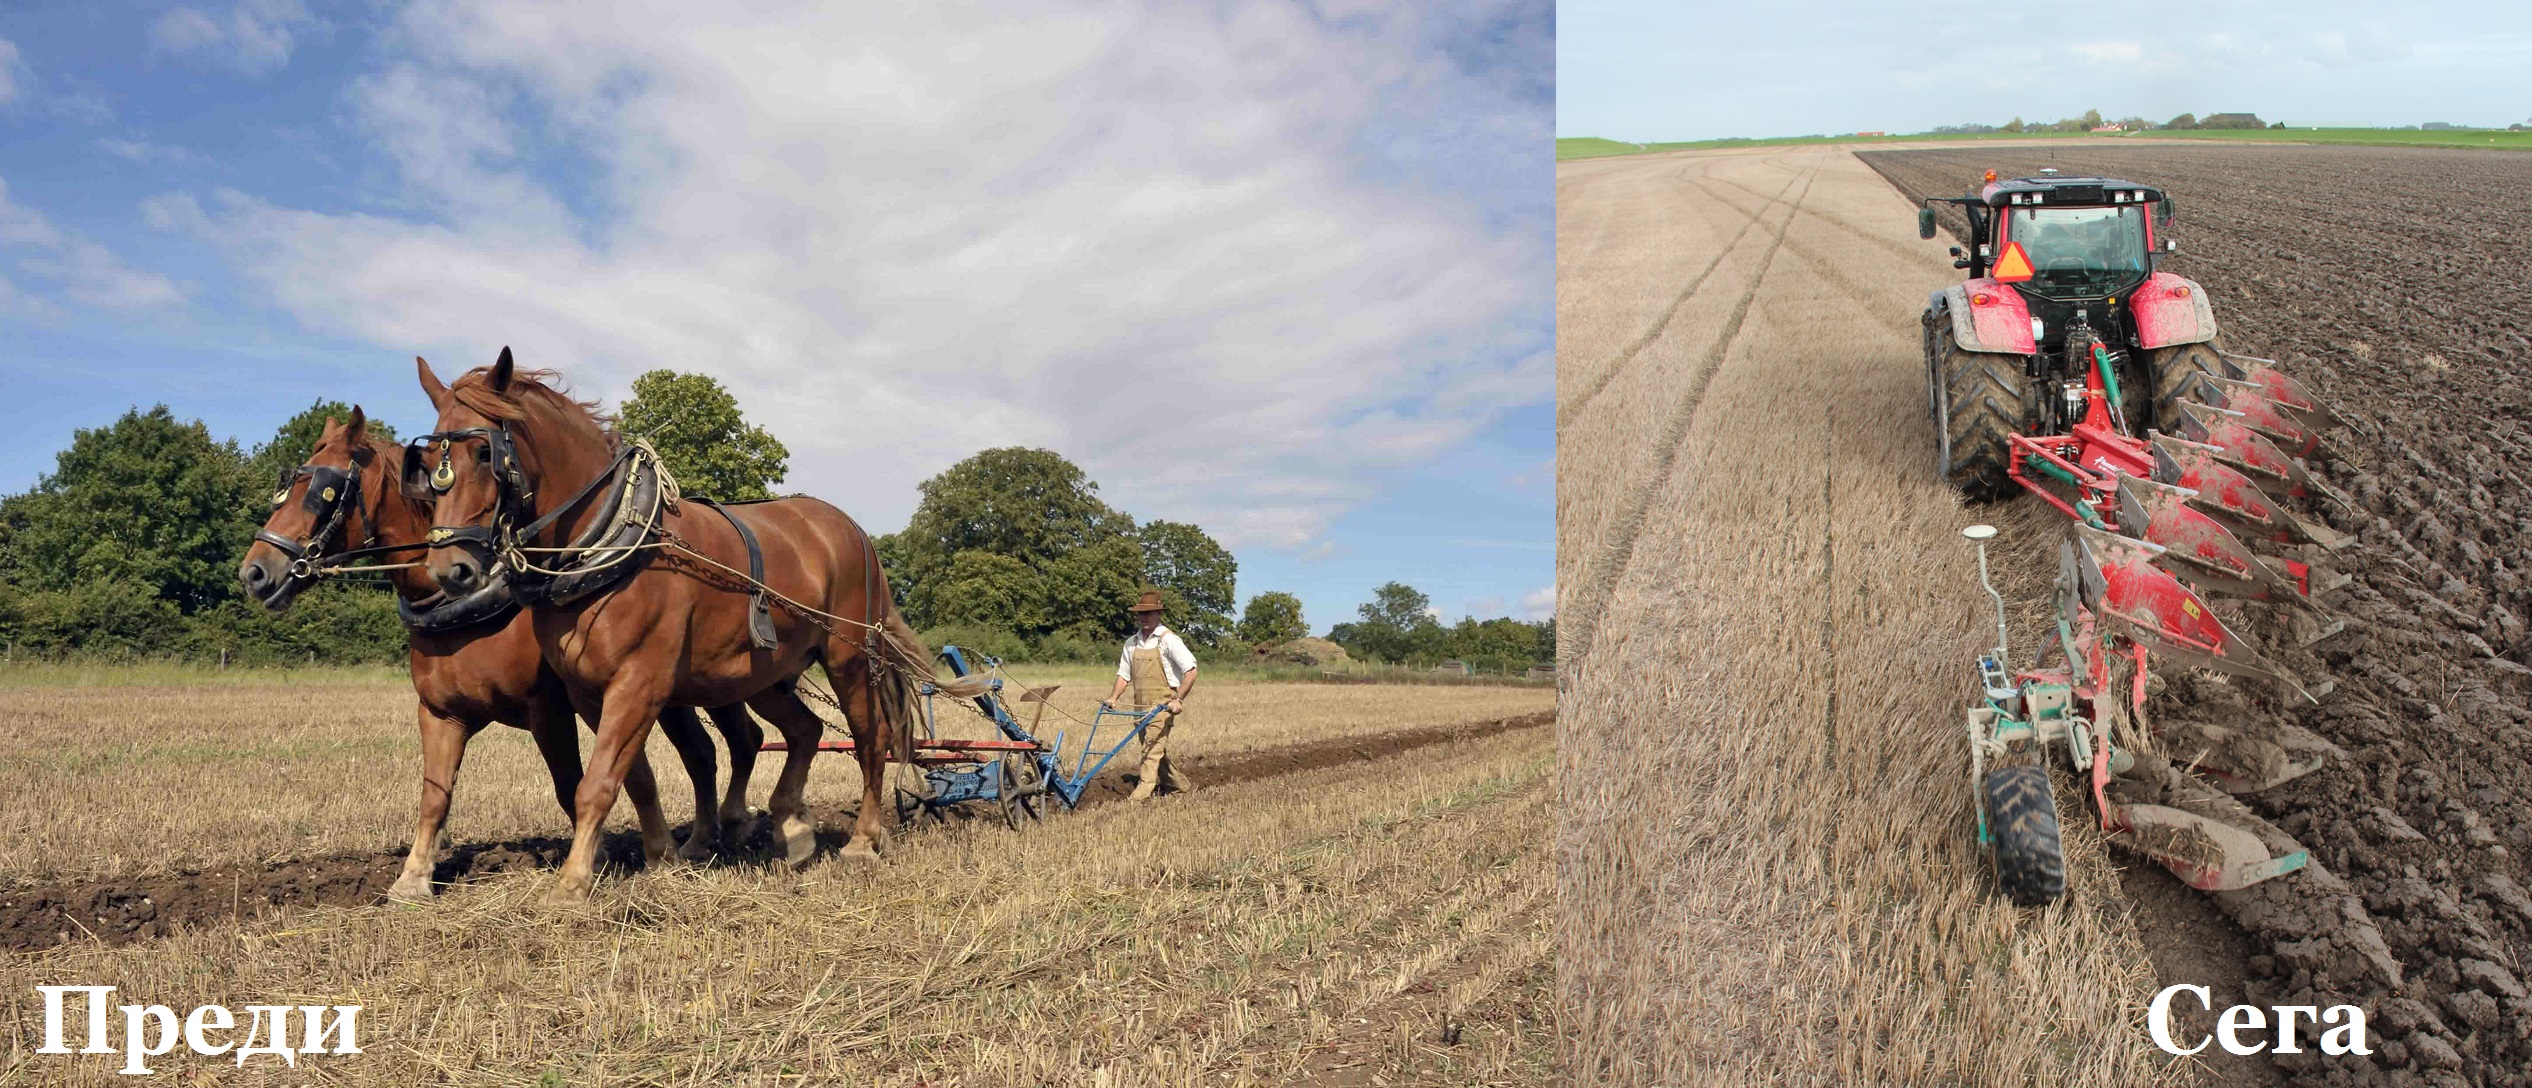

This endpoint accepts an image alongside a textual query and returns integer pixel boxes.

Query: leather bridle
[403,425,533,559]
[254,444,378,583]
[407,419,647,592]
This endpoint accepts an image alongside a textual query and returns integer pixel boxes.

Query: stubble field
[0,664,1554,1085]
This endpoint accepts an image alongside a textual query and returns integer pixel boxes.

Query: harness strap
[397,577,521,633]
[693,497,778,651]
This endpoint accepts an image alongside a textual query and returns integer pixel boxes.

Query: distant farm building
[1853,131,1885,137]
[2090,123,2126,132]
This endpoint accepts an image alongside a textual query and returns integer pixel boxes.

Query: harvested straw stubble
[1558,152,1822,645]
[1558,146,2185,1085]
[0,725,1554,1086]
[0,665,1547,888]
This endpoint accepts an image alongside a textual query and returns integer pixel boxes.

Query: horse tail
[877,605,991,699]
[862,595,990,769]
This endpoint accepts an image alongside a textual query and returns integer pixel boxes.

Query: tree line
[1932,110,2278,134]
[0,371,1551,673]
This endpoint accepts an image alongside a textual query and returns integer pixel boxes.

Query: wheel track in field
[1557,159,1814,430]
[1561,154,1825,667]
[1558,158,1725,281]
[0,709,1552,955]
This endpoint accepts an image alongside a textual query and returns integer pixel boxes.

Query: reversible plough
[1916,169,2360,904]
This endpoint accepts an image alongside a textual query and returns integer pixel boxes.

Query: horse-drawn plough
[765,645,1171,829]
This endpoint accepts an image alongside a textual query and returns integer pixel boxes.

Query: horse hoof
[540,876,595,906]
[678,838,717,864]
[387,877,434,903]
[837,839,881,864]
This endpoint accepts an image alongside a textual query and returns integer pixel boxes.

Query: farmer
[1100,589,1199,800]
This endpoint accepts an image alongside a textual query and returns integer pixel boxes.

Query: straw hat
[1128,589,1166,614]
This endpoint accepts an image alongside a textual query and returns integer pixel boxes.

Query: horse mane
[448,366,619,446]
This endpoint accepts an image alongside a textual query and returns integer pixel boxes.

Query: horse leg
[547,680,669,905]
[621,750,678,868]
[526,696,583,822]
[392,707,484,901]
[825,653,891,861]
[656,705,723,861]
[704,704,764,845]
[744,685,827,869]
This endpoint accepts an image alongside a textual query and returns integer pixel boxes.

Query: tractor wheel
[1985,763,2067,906]
[1929,318,2030,502]
[2145,339,2226,434]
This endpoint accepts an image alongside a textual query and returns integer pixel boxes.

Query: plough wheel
[1929,319,2029,502]
[2146,339,2225,435]
[998,754,1042,830]
[1985,764,2067,905]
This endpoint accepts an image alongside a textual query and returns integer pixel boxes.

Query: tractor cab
[1921,170,2174,298]
[1916,169,2227,502]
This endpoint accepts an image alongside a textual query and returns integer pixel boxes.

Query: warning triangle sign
[1992,241,2035,282]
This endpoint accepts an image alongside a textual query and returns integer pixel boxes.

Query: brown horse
[412,351,977,903]
[237,410,766,900]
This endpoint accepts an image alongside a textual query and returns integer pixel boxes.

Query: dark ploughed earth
[1866,143,2532,1088]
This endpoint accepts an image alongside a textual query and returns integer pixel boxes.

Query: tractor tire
[1928,317,2030,502]
[2145,339,2226,435]
[1985,763,2066,906]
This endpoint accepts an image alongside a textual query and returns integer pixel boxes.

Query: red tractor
[1917,168,2224,500]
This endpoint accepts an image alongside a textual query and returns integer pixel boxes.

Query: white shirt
[1117,624,1199,689]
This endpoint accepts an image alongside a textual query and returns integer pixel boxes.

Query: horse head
[413,347,617,598]
[239,406,387,611]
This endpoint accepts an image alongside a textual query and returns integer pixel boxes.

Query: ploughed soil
[0,710,1551,955]
[1866,144,2532,1088]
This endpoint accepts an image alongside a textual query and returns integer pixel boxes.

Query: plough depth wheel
[1985,763,2066,906]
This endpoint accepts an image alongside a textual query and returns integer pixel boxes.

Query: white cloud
[175,2,1550,545]
[150,0,318,76]
[0,175,183,311]
[97,137,207,167]
[1518,582,1553,621]
[0,37,25,106]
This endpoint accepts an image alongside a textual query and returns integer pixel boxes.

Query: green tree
[2165,113,2198,130]
[2002,116,2025,133]
[899,448,1129,571]
[1037,534,1147,641]
[616,370,790,501]
[916,550,1044,633]
[1137,519,1236,645]
[1443,616,1554,673]
[1236,591,1307,645]
[1331,582,1447,664]
[893,448,1137,634]
[248,400,398,487]
[0,406,258,615]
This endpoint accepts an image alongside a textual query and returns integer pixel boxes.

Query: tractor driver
[1100,589,1199,800]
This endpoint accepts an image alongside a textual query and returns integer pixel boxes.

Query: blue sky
[1560,1,2532,141]
[0,1,1553,635]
